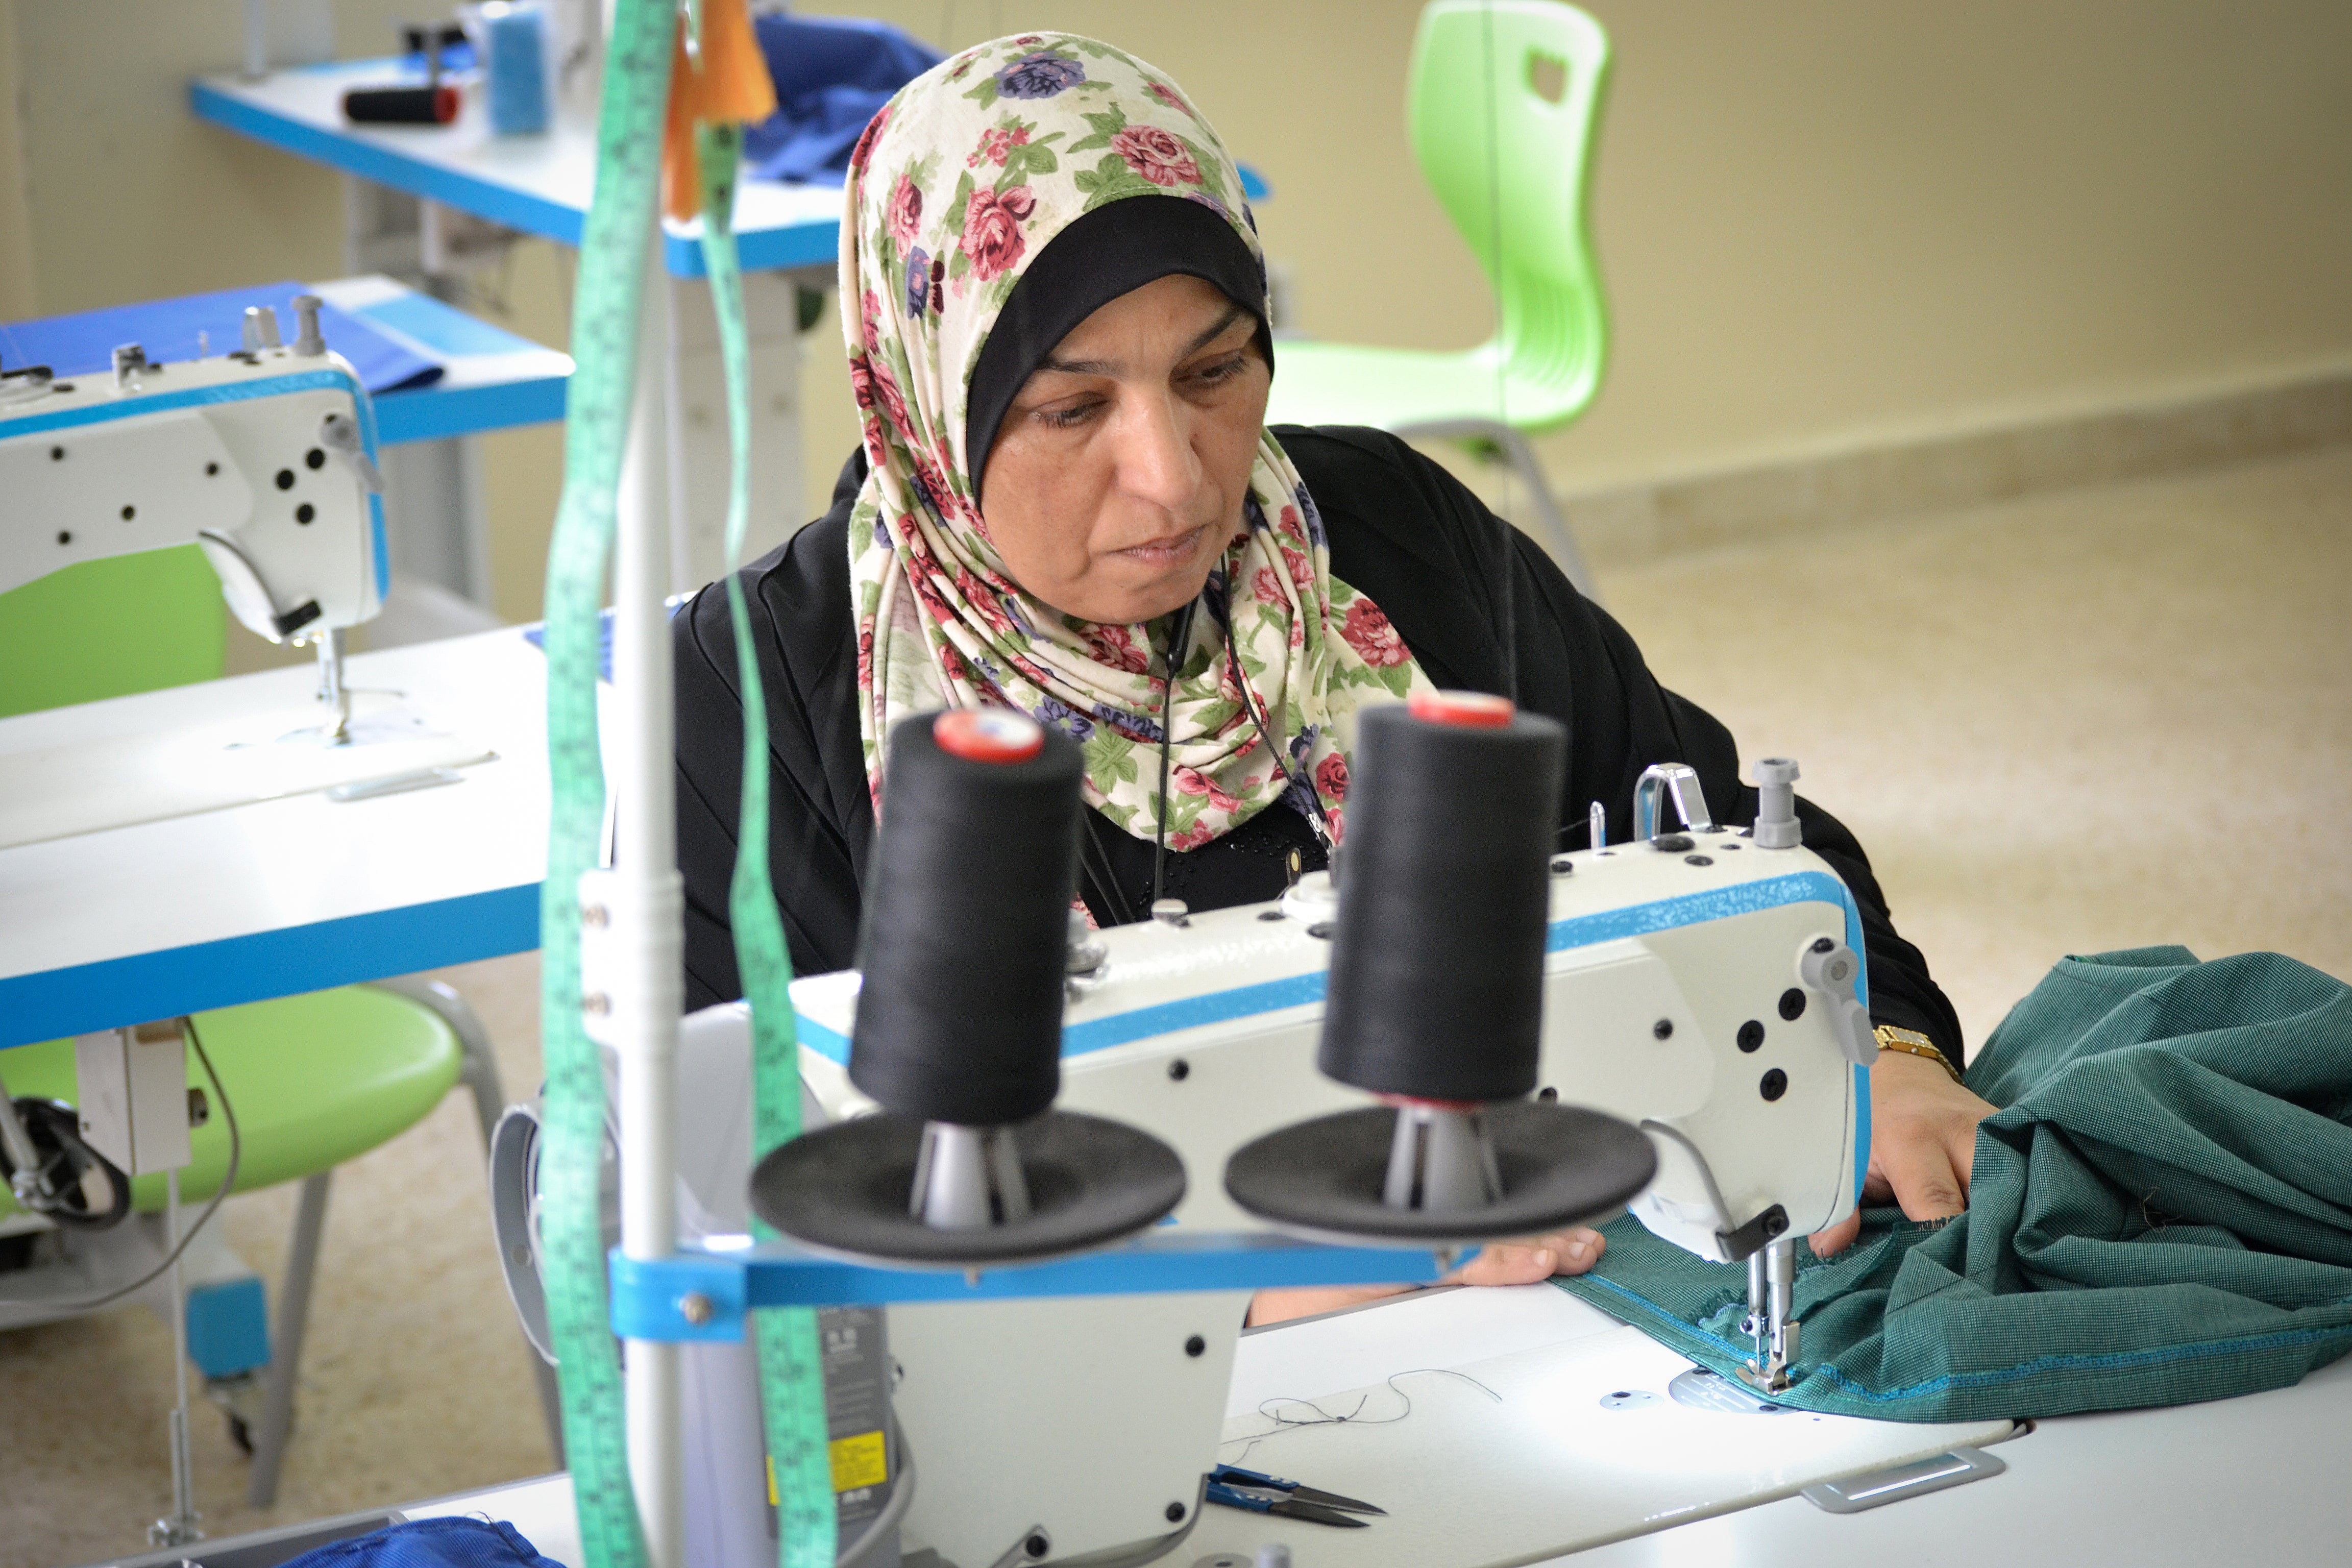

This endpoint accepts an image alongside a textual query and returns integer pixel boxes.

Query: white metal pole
[614,232,686,1568]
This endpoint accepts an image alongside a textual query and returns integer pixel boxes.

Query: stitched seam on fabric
[1573,1274,2352,1404]
[1812,1320,2352,1402]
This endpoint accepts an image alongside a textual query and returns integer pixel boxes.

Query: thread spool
[849,708,1079,1126]
[342,84,461,125]
[1319,695,1563,1102]
[1224,693,1656,1245]
[750,708,1186,1265]
[479,2,551,136]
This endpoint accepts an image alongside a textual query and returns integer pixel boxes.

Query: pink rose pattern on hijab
[841,34,1430,847]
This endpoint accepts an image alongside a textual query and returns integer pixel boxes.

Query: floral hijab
[841,34,1430,849]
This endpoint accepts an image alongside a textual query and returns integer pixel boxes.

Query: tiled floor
[5,444,2347,1566]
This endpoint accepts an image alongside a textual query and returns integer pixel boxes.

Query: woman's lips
[1112,522,1209,567]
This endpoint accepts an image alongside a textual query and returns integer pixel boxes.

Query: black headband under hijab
[966,195,1273,503]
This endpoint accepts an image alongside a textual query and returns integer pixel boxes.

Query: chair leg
[1390,418,1605,604]
[369,975,506,1155]
[1492,426,1602,605]
[248,1170,331,1509]
[365,976,564,1462]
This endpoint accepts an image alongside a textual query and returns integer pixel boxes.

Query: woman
[672,36,1994,1304]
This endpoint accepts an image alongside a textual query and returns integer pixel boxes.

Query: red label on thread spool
[1407,690,1515,728]
[934,707,1045,762]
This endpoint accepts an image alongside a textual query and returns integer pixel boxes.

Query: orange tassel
[662,0,780,222]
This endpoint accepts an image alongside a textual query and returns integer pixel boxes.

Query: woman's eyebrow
[1036,305,1248,378]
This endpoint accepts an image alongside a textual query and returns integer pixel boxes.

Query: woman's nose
[1110,389,1201,516]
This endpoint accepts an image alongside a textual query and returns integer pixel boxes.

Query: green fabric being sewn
[1557,946,2352,1422]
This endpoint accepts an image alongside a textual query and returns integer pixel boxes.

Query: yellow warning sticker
[829,1430,888,1492]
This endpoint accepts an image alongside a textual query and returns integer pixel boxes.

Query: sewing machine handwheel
[749,1108,1186,1267]
[1222,1101,1657,1246]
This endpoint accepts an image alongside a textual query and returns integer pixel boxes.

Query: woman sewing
[671,37,1993,1315]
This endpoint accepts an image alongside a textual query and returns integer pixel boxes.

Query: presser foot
[1735,1312,1801,1394]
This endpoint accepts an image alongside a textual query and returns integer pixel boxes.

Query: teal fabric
[1557,946,2352,1421]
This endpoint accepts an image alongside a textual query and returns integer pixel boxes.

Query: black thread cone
[848,712,1082,1126]
[1319,702,1565,1101]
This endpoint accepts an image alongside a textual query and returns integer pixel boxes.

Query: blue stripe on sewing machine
[609,1231,1455,1341]
[2,364,394,604]
[794,870,1869,1066]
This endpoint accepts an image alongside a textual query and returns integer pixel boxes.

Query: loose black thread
[1218,1368,1505,1468]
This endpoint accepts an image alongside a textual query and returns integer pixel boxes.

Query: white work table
[386,1280,2352,1566]
[190,58,842,276]
[0,626,549,1049]
[192,58,834,592]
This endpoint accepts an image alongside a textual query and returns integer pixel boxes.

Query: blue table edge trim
[191,79,838,279]
[0,881,540,1049]
[610,1231,1454,1337]
[192,80,586,249]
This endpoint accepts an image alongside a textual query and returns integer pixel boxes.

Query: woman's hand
[1448,1226,1606,1286]
[1810,1049,1998,1258]
[1244,1227,1607,1327]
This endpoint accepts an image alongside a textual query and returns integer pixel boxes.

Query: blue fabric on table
[742,9,943,186]
[282,1517,563,1568]
[0,281,442,396]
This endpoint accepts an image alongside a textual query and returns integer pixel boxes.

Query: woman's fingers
[1243,1283,1416,1327]
[1877,1130,1969,1222]
[1808,1210,1863,1259]
[1449,1228,1605,1286]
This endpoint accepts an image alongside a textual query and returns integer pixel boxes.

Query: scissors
[1205,1463,1387,1528]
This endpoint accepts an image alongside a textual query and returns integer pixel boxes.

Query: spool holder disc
[1222,1100,1658,1247]
[750,1108,1186,1268]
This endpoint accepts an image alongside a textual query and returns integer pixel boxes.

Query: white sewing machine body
[0,322,387,644]
[792,827,1870,1262]
[753,826,1874,1566]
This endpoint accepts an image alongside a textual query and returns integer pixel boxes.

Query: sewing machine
[0,293,386,739]
[486,762,2013,1568]
[0,309,449,1545]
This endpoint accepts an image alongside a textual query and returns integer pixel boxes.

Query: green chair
[1263,0,1611,598]
[0,552,526,1508]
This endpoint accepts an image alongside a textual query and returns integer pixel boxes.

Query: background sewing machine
[0,311,510,1545]
[0,302,396,1425]
[491,764,2015,1568]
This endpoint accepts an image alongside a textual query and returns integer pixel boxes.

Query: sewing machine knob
[1754,757,1803,848]
[111,342,149,390]
[1151,897,1189,927]
[292,293,328,356]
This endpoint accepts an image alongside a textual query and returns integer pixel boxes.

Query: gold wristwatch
[1874,1024,1964,1086]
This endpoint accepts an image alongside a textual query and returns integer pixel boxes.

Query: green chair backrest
[1409,0,1611,424]
[0,546,226,718]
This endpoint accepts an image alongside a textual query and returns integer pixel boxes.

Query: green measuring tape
[695,117,841,1568]
[537,4,835,1564]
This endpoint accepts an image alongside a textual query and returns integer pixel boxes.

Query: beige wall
[7,1,2350,609]
[806,0,2352,496]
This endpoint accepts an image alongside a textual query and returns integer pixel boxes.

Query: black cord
[1075,810,1135,927]
[0,1018,243,1312]
[1151,595,1201,909]
[1222,613,1334,849]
